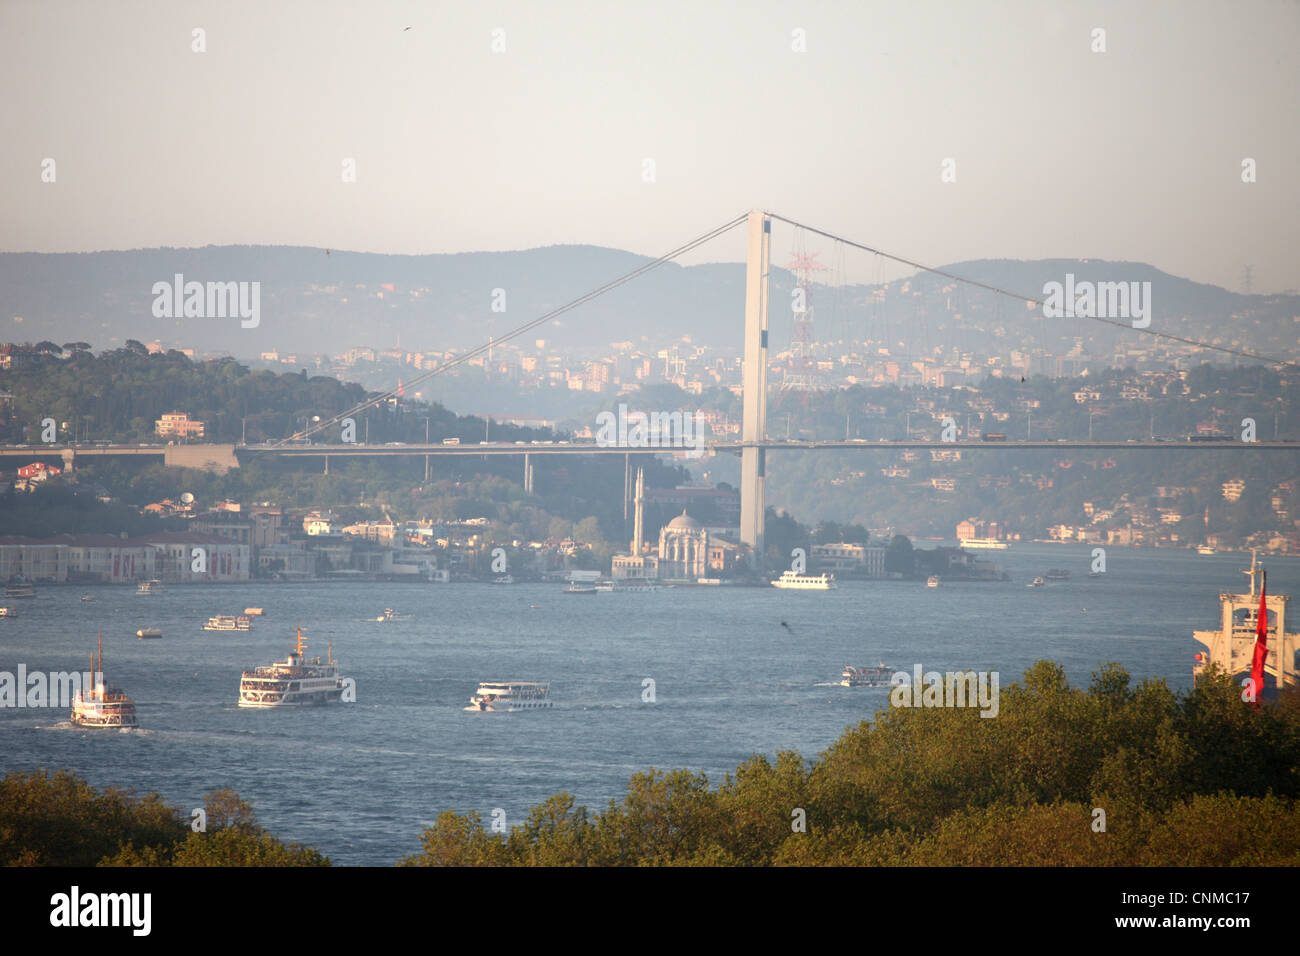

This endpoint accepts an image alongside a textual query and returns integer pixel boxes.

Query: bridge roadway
[3,439,1297,473]
[250,439,1300,455]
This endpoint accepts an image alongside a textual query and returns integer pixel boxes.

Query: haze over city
[2,0,1297,293]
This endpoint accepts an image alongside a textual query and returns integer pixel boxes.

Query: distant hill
[1,245,1295,363]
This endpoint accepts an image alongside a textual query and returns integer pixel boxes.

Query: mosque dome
[666,509,702,531]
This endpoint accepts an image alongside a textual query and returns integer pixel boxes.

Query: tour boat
[772,571,836,590]
[203,614,252,631]
[1197,545,1216,556]
[71,632,138,729]
[840,664,894,687]
[926,576,940,588]
[136,579,163,595]
[564,584,597,595]
[237,627,347,708]
[465,681,552,712]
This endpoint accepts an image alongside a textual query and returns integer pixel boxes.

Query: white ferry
[203,614,252,631]
[840,664,893,687]
[564,583,597,595]
[237,626,346,708]
[959,538,1008,550]
[71,633,138,729]
[136,579,163,595]
[465,681,552,712]
[772,571,836,590]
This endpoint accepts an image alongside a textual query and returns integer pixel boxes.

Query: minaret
[631,467,645,555]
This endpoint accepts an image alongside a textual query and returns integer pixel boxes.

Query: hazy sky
[3,0,1297,292]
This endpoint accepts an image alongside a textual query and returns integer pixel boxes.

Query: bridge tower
[740,210,771,566]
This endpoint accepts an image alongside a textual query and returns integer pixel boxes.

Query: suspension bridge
[14,210,1296,565]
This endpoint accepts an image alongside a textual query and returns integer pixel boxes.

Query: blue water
[1,543,1292,865]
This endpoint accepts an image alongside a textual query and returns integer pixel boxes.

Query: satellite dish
[180,492,195,505]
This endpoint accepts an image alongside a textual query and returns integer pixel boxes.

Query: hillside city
[3,336,1299,587]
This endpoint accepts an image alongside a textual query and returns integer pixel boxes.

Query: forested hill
[0,345,550,445]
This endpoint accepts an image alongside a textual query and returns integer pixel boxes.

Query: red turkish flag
[1250,571,1268,707]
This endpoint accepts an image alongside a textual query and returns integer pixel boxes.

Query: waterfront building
[812,543,886,577]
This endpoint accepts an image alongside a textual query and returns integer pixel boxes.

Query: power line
[764,211,1300,369]
[260,213,750,450]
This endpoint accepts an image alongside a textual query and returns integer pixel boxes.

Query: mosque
[611,468,747,582]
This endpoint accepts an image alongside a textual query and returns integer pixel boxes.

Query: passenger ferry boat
[71,633,138,729]
[926,576,940,588]
[237,626,346,708]
[840,664,894,687]
[203,614,252,631]
[612,581,665,592]
[465,681,552,712]
[958,537,1008,550]
[564,583,597,595]
[772,571,836,590]
[136,579,163,595]
[4,578,36,599]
